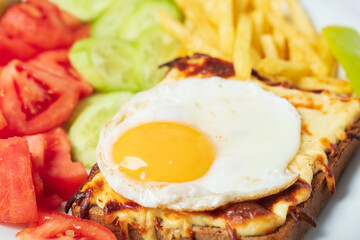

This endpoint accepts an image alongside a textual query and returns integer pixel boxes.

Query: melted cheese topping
[78,67,360,239]
[83,172,284,239]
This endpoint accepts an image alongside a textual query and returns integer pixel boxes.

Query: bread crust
[70,127,360,240]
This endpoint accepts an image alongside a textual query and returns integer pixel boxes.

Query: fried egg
[97,77,301,211]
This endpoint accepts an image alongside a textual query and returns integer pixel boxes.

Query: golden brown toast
[67,55,360,239]
[68,120,360,240]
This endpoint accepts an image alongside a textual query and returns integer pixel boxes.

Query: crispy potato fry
[159,0,349,95]
[261,34,279,59]
[273,30,287,59]
[158,10,228,60]
[297,77,353,94]
[175,0,219,49]
[234,0,251,15]
[234,14,252,80]
[250,11,265,56]
[267,13,299,40]
[318,34,338,77]
[268,0,286,19]
[289,37,328,77]
[250,47,262,67]
[257,58,310,79]
[288,38,307,63]
[200,0,234,58]
[253,0,270,12]
[286,0,318,45]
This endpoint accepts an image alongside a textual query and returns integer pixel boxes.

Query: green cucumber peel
[68,92,134,167]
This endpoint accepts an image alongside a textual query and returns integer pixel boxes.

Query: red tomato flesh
[0,109,7,131]
[0,60,80,137]
[25,134,45,172]
[0,0,88,50]
[25,133,63,210]
[36,194,63,210]
[0,32,38,66]
[16,209,117,240]
[43,128,88,200]
[30,50,93,98]
[0,137,38,223]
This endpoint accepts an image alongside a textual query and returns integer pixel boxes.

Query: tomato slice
[25,134,45,172]
[25,133,64,210]
[0,137,38,223]
[16,209,117,240]
[30,50,93,98]
[0,31,38,66]
[0,60,80,137]
[0,0,88,50]
[42,128,88,200]
[0,109,7,131]
[36,194,63,210]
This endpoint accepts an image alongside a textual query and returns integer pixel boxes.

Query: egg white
[97,77,301,211]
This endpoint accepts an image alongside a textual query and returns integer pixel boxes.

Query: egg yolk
[112,122,215,183]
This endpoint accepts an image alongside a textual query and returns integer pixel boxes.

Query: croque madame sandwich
[66,54,360,240]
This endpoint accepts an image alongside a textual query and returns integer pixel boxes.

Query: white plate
[301,0,360,239]
[1,0,360,239]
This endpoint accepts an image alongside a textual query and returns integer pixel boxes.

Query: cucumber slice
[51,0,114,21]
[69,92,133,167]
[323,26,360,96]
[63,93,101,131]
[136,25,179,90]
[90,0,145,38]
[119,0,182,41]
[69,38,140,92]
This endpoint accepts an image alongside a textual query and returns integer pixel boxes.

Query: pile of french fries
[159,0,353,94]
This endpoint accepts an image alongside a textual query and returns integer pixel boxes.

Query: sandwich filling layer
[68,55,360,239]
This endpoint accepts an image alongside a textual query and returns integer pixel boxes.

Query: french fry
[251,11,265,56]
[234,14,252,80]
[289,37,328,77]
[268,0,286,19]
[201,0,234,58]
[216,0,234,59]
[175,0,219,49]
[158,10,228,60]
[285,0,318,45]
[272,30,287,59]
[288,38,307,63]
[261,34,279,59]
[159,0,348,95]
[250,47,262,67]
[253,0,270,12]
[234,0,251,15]
[266,12,299,41]
[297,77,353,94]
[257,58,310,79]
[318,34,338,77]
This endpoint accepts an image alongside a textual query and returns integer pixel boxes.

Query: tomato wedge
[0,0,88,50]
[0,137,38,223]
[0,60,80,137]
[25,133,63,210]
[0,31,38,66]
[16,209,117,240]
[42,128,88,200]
[0,109,7,131]
[30,50,93,98]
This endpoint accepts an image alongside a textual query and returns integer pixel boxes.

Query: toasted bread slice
[70,121,360,240]
[68,55,360,239]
